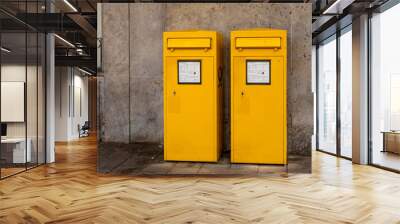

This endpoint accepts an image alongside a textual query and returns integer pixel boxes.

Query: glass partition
[1,31,28,178]
[0,2,46,179]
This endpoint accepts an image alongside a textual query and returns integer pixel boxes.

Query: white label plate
[247,61,270,84]
[178,61,201,84]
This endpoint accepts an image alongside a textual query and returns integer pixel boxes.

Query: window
[370,3,400,171]
[317,36,337,154]
[339,28,352,158]
[316,26,353,159]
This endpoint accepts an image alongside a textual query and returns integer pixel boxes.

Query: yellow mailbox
[231,29,287,164]
[163,30,223,162]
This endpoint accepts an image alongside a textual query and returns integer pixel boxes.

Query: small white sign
[178,61,201,84]
[247,61,270,84]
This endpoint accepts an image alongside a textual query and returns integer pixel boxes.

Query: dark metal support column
[336,27,341,157]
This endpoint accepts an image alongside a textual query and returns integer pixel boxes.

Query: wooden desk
[1,138,32,163]
[382,131,400,154]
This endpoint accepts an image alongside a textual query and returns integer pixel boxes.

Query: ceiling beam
[55,55,96,68]
[67,13,97,39]
[322,0,356,14]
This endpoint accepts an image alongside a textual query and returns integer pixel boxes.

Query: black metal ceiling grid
[2,0,399,73]
[0,0,98,73]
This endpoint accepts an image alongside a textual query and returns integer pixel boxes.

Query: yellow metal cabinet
[163,30,223,162]
[231,29,287,164]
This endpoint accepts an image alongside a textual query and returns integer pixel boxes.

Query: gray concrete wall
[99,4,130,143]
[130,5,165,143]
[98,3,313,156]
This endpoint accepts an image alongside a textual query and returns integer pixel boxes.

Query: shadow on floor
[372,151,400,171]
[98,143,311,176]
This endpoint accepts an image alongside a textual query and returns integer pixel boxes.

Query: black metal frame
[367,11,373,166]
[0,19,2,179]
[336,27,341,158]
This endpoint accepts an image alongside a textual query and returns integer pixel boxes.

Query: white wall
[55,67,89,141]
[69,72,89,139]
[55,67,70,141]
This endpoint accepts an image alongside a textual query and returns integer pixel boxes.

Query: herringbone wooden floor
[1,136,400,224]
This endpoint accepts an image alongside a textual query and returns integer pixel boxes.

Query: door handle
[173,90,176,96]
[241,91,245,96]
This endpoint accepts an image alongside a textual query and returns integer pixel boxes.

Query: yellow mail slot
[235,37,281,48]
[167,38,211,49]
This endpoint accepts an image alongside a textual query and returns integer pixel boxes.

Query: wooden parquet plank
[0,136,399,223]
